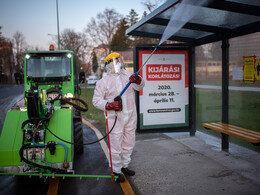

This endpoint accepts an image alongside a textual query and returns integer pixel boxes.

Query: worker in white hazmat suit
[92,52,145,183]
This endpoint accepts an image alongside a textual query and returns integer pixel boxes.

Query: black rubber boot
[113,172,125,183]
[121,168,135,176]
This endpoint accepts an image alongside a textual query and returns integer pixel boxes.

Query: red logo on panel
[146,64,182,81]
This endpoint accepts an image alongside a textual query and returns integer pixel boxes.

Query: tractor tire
[73,121,84,154]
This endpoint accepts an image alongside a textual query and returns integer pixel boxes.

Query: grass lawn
[80,87,106,133]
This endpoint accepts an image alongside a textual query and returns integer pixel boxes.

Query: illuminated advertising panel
[137,48,189,131]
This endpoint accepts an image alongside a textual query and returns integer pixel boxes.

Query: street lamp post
[56,0,60,50]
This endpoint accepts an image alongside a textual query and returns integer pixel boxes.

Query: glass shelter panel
[195,41,222,132]
[195,42,222,85]
[229,32,260,151]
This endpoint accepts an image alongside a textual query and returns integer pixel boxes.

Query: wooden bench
[202,122,260,150]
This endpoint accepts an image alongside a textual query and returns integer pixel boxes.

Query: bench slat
[202,123,260,143]
[214,123,260,139]
[203,123,258,142]
[216,122,260,137]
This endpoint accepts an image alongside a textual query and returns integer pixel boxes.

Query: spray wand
[118,44,160,97]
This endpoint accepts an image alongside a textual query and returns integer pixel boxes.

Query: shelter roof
[126,0,260,46]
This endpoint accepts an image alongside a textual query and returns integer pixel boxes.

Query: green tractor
[0,47,88,176]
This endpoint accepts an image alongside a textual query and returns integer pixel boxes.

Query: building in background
[90,44,109,78]
[0,44,14,84]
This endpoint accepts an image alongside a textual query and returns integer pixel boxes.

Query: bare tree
[0,27,14,83]
[141,0,167,12]
[12,31,26,72]
[0,26,3,43]
[60,28,90,67]
[84,9,122,46]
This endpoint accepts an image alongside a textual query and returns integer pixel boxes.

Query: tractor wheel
[74,121,84,154]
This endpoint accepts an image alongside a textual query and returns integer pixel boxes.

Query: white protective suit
[92,63,145,173]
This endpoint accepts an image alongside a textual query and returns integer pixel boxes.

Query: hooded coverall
[92,64,145,173]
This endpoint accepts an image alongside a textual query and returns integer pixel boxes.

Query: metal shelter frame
[126,0,260,151]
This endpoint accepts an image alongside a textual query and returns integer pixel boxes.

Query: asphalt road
[57,123,123,195]
[0,85,24,134]
[0,85,123,195]
[0,85,24,99]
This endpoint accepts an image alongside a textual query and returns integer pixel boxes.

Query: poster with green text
[138,50,189,130]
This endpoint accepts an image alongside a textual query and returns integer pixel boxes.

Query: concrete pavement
[83,117,260,194]
[126,131,260,194]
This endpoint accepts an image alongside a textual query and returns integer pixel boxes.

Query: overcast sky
[0,0,148,50]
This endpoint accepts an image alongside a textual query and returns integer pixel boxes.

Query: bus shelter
[126,0,260,151]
